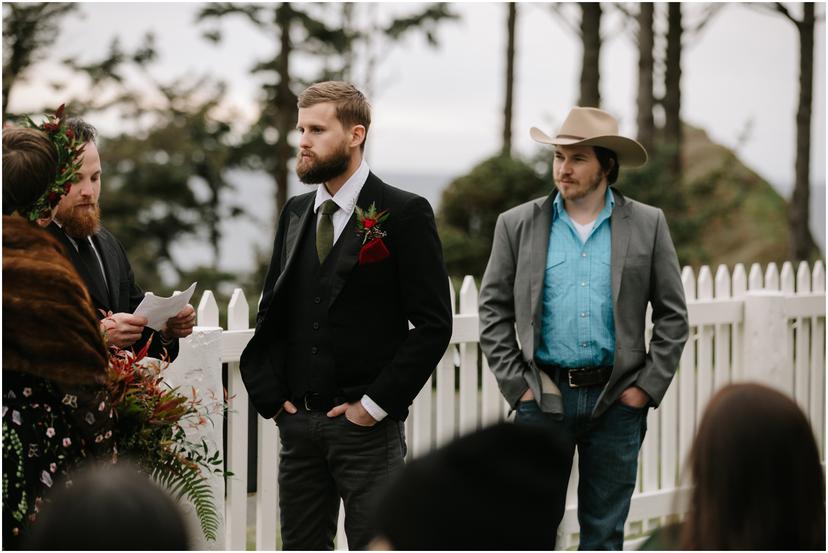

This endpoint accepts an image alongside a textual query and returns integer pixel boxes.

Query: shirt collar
[314,159,370,214]
[552,186,615,222]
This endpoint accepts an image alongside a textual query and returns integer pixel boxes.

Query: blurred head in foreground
[681,382,825,550]
[370,422,571,550]
[24,463,191,550]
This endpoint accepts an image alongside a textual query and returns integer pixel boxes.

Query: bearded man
[479,107,688,549]
[239,81,452,550]
[47,119,195,361]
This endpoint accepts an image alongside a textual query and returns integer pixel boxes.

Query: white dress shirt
[313,159,388,423]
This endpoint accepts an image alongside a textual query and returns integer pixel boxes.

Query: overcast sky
[8,2,826,192]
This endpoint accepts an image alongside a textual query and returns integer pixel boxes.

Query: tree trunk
[789,2,816,261]
[578,2,602,107]
[664,2,682,176]
[636,3,655,152]
[274,4,296,219]
[502,2,517,156]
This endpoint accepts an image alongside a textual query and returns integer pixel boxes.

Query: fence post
[742,290,790,394]
[167,322,225,549]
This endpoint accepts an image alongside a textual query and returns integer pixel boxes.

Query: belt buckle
[568,369,579,388]
[304,393,313,411]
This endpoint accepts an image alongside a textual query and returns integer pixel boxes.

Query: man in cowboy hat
[479,107,688,549]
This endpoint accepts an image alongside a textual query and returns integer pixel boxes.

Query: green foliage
[612,144,707,265]
[108,345,228,542]
[438,154,549,278]
[95,78,244,294]
[2,2,77,118]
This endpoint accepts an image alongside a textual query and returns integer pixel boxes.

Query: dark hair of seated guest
[369,422,572,550]
[23,463,192,550]
[681,382,825,550]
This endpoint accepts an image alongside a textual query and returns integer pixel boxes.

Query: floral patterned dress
[2,370,116,548]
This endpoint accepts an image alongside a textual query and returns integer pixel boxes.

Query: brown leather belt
[537,363,613,388]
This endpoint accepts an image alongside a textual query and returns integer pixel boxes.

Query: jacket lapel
[610,188,632,307]
[328,173,383,308]
[272,196,315,295]
[530,193,553,328]
[91,233,120,311]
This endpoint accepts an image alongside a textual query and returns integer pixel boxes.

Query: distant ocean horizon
[169,169,826,281]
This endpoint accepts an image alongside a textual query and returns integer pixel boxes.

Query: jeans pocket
[342,414,377,431]
[515,400,545,426]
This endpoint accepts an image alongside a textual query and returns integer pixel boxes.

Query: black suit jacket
[47,223,178,361]
[240,173,453,420]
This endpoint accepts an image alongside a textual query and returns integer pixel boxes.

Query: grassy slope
[681,125,791,267]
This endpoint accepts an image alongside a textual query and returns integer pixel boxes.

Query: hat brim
[530,126,648,168]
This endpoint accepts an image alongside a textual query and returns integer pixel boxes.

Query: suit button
[311,346,318,355]
[312,322,320,330]
[314,297,321,304]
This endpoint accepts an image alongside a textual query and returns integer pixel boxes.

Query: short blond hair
[298,81,371,149]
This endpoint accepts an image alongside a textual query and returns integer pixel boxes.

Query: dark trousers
[515,379,647,550]
[276,410,406,550]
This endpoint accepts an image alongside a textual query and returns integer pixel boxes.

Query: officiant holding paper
[46,118,195,361]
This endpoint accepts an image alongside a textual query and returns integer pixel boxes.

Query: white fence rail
[171,261,826,550]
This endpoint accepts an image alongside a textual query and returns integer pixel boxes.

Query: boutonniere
[355,203,390,265]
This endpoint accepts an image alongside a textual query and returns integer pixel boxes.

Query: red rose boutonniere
[355,203,390,265]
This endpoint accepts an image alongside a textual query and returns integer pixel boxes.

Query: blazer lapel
[530,193,553,325]
[328,173,383,308]
[272,197,315,294]
[91,233,120,311]
[610,189,632,307]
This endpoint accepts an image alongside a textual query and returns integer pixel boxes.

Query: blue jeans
[515,379,646,550]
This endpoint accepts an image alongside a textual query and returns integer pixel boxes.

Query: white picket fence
[172,260,826,550]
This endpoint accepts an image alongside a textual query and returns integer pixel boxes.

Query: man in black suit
[240,81,452,549]
[47,119,194,361]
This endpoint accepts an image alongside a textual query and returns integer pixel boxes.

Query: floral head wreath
[20,104,85,222]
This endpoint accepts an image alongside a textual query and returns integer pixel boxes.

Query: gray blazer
[479,188,689,418]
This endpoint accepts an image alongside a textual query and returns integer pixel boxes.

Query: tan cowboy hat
[530,107,648,168]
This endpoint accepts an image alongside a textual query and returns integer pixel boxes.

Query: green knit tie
[316,199,339,264]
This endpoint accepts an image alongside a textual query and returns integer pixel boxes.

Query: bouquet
[106,339,226,541]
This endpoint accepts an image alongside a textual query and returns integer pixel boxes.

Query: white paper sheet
[134,282,197,331]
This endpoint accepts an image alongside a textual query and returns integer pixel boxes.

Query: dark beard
[57,203,101,238]
[296,146,350,185]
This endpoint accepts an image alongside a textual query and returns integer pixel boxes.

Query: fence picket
[811,262,826,456]
[748,262,764,290]
[678,267,697,479]
[411,376,433,458]
[696,267,715,418]
[459,277,480,435]
[781,262,795,292]
[814,261,825,292]
[197,290,220,327]
[732,264,747,381]
[794,263,812,413]
[435,348,457,447]
[714,265,732,389]
[764,262,780,290]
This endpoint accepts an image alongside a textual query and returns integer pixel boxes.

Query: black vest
[284,216,345,401]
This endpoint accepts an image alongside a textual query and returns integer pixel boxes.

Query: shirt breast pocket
[545,250,567,297]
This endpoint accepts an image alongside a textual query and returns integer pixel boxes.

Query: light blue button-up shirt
[535,187,615,368]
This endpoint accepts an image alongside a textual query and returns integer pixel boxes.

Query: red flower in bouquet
[355,203,390,265]
[106,337,226,542]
